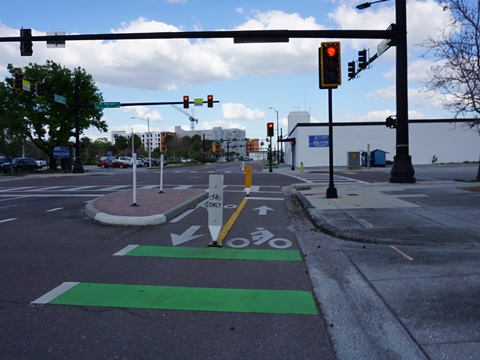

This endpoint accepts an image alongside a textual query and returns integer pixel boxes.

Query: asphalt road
[1,162,478,359]
[0,162,336,359]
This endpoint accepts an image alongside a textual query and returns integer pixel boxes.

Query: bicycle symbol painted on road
[226,228,292,249]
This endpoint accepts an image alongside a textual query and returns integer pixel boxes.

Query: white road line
[24,186,65,192]
[0,218,17,224]
[113,245,139,256]
[31,282,80,304]
[170,199,208,223]
[0,194,101,198]
[95,185,129,191]
[46,207,64,212]
[59,186,97,192]
[246,197,284,201]
[173,185,193,189]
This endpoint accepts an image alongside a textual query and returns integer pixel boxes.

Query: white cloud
[122,106,164,122]
[222,103,267,120]
[0,11,326,89]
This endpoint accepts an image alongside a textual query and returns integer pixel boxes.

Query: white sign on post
[208,174,224,247]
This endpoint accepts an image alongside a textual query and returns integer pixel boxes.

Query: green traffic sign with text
[94,102,121,109]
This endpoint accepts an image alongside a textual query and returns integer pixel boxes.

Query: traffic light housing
[13,73,23,90]
[290,139,295,146]
[358,49,367,69]
[319,42,341,88]
[183,95,189,108]
[20,28,33,56]
[386,116,397,128]
[267,122,274,137]
[207,94,213,108]
[348,61,356,79]
[36,81,44,97]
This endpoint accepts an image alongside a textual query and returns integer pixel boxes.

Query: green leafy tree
[1,60,107,170]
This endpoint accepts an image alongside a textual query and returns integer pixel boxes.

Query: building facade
[284,112,480,168]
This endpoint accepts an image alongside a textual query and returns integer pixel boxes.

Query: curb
[294,189,411,246]
[84,191,208,226]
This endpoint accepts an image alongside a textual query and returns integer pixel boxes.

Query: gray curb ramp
[84,191,208,226]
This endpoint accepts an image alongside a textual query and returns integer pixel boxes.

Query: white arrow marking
[253,206,274,216]
[171,225,203,246]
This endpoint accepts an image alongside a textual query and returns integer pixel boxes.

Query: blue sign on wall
[309,135,329,148]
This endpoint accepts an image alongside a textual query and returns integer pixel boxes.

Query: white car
[36,160,47,168]
[117,157,134,166]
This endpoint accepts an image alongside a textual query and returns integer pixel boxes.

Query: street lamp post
[131,116,151,167]
[269,107,279,164]
[356,0,415,183]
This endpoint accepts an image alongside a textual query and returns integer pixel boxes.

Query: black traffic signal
[290,139,296,146]
[348,61,356,79]
[267,122,274,137]
[207,94,213,108]
[36,82,44,97]
[358,49,368,69]
[319,42,341,88]
[13,73,23,90]
[386,116,397,128]
[20,28,33,56]
[183,95,189,108]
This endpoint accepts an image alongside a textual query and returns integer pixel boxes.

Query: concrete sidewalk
[293,180,480,246]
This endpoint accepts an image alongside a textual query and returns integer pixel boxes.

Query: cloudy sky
[0,0,453,142]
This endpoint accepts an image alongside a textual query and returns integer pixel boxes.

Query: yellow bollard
[300,162,304,172]
[245,165,252,196]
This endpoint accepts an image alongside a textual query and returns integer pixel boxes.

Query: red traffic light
[326,45,337,57]
[207,94,213,108]
[183,95,189,108]
[267,122,274,137]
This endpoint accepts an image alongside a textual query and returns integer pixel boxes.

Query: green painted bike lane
[32,246,318,315]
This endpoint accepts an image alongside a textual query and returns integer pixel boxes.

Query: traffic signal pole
[390,0,415,183]
[326,88,337,199]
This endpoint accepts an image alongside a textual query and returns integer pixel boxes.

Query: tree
[422,0,480,180]
[1,60,107,170]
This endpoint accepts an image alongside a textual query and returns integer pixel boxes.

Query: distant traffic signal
[319,42,341,88]
[290,139,296,146]
[20,28,33,56]
[267,122,274,137]
[207,94,213,108]
[183,95,189,108]
[13,73,23,90]
[36,81,44,97]
[358,49,368,69]
[348,61,356,79]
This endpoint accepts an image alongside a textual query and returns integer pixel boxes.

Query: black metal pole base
[326,186,338,199]
[390,155,415,183]
[72,160,84,173]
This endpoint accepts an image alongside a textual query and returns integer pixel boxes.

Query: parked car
[96,159,130,168]
[36,160,47,169]
[1,157,39,173]
[117,157,134,166]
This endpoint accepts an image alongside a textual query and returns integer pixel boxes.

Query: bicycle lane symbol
[225,227,292,249]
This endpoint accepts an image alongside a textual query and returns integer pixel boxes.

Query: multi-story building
[111,126,264,160]
[174,126,247,158]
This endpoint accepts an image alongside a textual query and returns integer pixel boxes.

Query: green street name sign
[94,101,121,109]
[54,94,67,105]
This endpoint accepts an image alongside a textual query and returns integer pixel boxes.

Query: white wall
[285,122,479,167]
